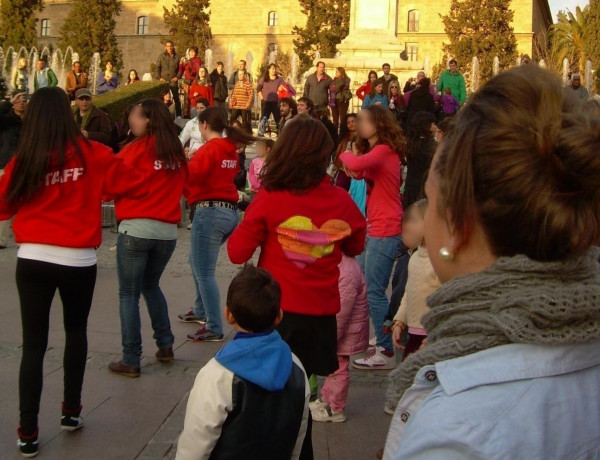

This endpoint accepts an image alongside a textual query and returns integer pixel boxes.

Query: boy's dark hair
[297,96,314,114]
[227,264,281,332]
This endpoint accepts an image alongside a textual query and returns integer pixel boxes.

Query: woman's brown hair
[261,115,333,193]
[356,105,406,158]
[435,65,600,261]
[198,107,256,146]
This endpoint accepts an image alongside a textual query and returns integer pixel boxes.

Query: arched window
[137,16,149,35]
[41,19,50,37]
[268,11,279,26]
[408,10,419,32]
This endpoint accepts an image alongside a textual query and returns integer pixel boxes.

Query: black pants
[16,258,97,435]
[261,100,281,125]
[169,82,182,117]
[230,108,252,134]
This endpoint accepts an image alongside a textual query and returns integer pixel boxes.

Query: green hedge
[93,81,170,123]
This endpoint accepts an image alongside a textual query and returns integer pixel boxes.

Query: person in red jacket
[339,105,405,370]
[178,107,256,342]
[227,115,366,460]
[107,99,188,378]
[0,87,147,458]
[189,67,214,113]
[356,70,378,101]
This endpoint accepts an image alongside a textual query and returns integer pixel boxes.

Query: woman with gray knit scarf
[383,64,600,459]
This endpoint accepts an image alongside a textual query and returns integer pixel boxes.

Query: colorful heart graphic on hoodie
[276,216,352,269]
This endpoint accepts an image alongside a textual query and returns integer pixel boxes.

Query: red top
[189,83,214,107]
[356,81,372,101]
[113,136,188,224]
[340,145,403,237]
[227,178,367,316]
[184,137,239,205]
[0,139,147,248]
[179,57,202,81]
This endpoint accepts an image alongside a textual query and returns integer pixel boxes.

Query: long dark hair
[198,107,256,146]
[405,111,437,161]
[195,66,211,86]
[122,98,186,170]
[7,87,86,203]
[356,105,405,158]
[261,115,332,192]
[262,63,278,83]
[338,113,357,144]
[127,69,139,84]
[369,77,385,98]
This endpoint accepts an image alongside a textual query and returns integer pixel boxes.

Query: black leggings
[16,258,97,435]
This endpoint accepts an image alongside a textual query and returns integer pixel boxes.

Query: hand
[104,76,110,81]
[375,101,382,105]
[193,92,198,97]
[81,72,87,78]
[171,77,178,82]
[418,338,428,351]
[344,167,361,179]
[392,324,406,349]
[389,100,395,109]
[81,130,89,139]
[159,78,166,83]
[10,92,26,105]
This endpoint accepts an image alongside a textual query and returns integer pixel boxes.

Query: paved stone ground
[0,221,393,459]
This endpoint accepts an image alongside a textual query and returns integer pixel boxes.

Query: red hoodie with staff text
[112,135,188,223]
[0,139,147,248]
[184,137,239,205]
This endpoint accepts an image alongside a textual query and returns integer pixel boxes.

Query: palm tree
[550,6,589,74]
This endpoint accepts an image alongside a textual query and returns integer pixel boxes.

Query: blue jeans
[190,207,238,335]
[359,235,404,352]
[117,233,176,367]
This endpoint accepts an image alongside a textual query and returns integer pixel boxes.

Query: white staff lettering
[221,160,237,169]
[45,167,85,186]
[154,160,180,170]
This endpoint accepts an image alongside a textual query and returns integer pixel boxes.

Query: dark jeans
[261,100,281,125]
[214,100,229,122]
[169,82,182,117]
[117,233,176,367]
[16,258,97,435]
[331,100,350,131]
[230,108,252,134]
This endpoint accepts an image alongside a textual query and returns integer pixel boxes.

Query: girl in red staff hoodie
[178,107,256,343]
[227,115,366,460]
[0,87,147,458]
[107,99,188,379]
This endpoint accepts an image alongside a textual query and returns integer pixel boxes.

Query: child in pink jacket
[310,255,369,422]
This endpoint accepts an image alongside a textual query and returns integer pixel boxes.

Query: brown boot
[155,347,174,363]
[108,361,140,378]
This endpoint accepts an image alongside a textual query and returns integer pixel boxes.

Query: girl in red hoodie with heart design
[0,87,147,458]
[227,115,366,459]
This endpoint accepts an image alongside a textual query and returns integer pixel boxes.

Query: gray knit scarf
[387,247,600,405]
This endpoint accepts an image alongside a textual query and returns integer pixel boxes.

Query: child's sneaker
[17,428,38,457]
[177,310,206,324]
[352,347,395,370]
[61,403,83,431]
[311,404,346,423]
[308,398,327,411]
[187,327,224,342]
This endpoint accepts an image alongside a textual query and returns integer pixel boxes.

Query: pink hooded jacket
[336,255,370,356]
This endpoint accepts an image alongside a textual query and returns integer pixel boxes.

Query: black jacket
[210,69,229,101]
[0,100,22,168]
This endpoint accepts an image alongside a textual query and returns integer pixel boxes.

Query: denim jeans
[117,233,176,367]
[190,207,238,335]
[359,235,404,352]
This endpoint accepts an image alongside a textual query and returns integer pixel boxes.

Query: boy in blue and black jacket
[176,264,310,460]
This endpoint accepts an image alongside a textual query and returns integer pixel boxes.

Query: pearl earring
[439,247,454,261]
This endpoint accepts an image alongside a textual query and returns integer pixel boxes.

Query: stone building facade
[32,0,551,84]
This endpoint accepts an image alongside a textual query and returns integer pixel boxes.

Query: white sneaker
[368,336,377,348]
[352,347,395,370]
[309,398,327,411]
[311,404,346,423]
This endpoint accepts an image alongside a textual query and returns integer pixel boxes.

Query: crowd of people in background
[1,42,600,460]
